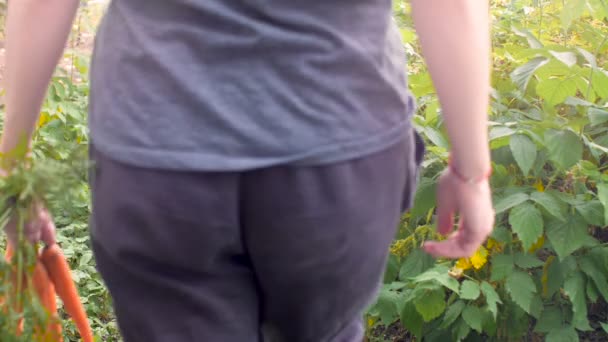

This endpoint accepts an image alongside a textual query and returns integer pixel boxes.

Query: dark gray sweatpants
[88,130,424,342]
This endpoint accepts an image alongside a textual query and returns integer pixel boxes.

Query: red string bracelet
[448,155,492,185]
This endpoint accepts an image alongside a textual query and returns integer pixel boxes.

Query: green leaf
[546,215,589,261]
[561,0,586,29]
[462,305,484,333]
[588,107,608,126]
[509,203,544,251]
[505,271,537,315]
[491,254,515,282]
[414,287,446,322]
[400,301,424,339]
[602,322,608,334]
[591,69,608,99]
[375,288,399,325]
[534,306,564,333]
[480,281,502,319]
[514,253,544,269]
[384,254,400,283]
[510,57,549,91]
[399,248,435,280]
[545,129,583,170]
[597,183,608,227]
[579,256,608,302]
[410,178,437,219]
[575,200,605,227]
[460,281,481,301]
[454,317,471,341]
[440,300,465,329]
[546,326,580,342]
[587,278,600,303]
[564,272,592,331]
[531,191,566,221]
[494,192,530,214]
[549,51,577,67]
[411,265,460,294]
[577,48,597,68]
[512,27,543,49]
[490,226,512,244]
[536,78,578,106]
[510,134,537,176]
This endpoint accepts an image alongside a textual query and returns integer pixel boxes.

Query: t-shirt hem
[89,120,412,172]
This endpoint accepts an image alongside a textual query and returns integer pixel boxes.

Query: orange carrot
[32,259,62,341]
[40,243,94,342]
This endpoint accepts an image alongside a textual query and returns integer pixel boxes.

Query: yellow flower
[486,238,503,253]
[38,112,51,128]
[534,179,545,192]
[528,235,545,253]
[470,246,489,270]
[367,317,376,328]
[455,257,473,271]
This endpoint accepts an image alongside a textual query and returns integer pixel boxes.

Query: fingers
[40,210,57,246]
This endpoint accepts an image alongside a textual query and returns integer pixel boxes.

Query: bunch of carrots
[0,140,94,341]
[4,242,93,342]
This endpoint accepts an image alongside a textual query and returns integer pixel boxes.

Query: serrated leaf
[546,215,589,261]
[512,27,543,49]
[587,278,600,303]
[579,256,608,302]
[564,272,592,331]
[491,226,512,244]
[411,265,460,294]
[534,306,564,333]
[588,107,608,126]
[597,183,608,227]
[536,78,578,106]
[410,178,437,219]
[514,253,544,269]
[481,281,501,319]
[549,51,577,67]
[440,300,465,329]
[494,192,530,214]
[545,129,583,170]
[577,48,597,68]
[575,200,605,227]
[375,288,399,325]
[531,191,565,221]
[414,288,446,322]
[505,271,537,315]
[510,134,537,176]
[509,203,544,251]
[400,301,423,339]
[462,306,484,333]
[399,248,435,281]
[592,69,608,99]
[384,254,400,283]
[511,57,549,90]
[491,254,515,282]
[546,326,580,342]
[460,281,481,301]
[454,317,471,341]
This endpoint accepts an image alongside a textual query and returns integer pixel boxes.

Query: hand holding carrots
[3,203,57,248]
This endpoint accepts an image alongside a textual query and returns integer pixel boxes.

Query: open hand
[423,168,495,259]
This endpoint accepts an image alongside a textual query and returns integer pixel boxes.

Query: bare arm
[411,0,495,258]
[411,0,491,177]
[0,0,80,156]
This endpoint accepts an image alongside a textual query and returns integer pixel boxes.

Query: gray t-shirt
[88,0,415,171]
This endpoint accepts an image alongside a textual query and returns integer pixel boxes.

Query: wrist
[448,154,492,185]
